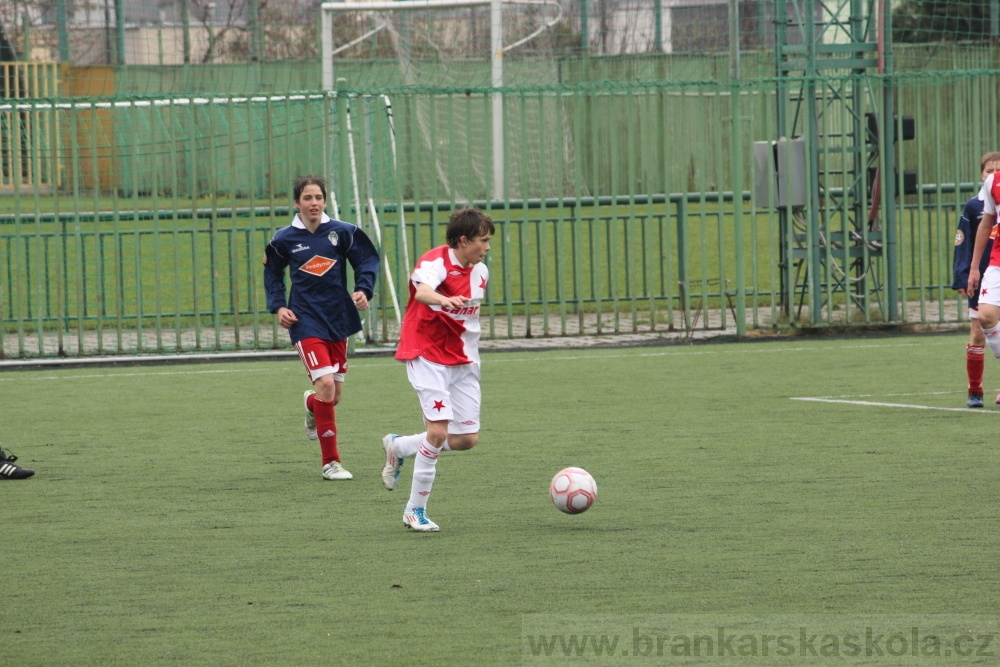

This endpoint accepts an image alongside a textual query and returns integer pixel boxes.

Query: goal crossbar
[320,0,561,198]
[321,0,549,11]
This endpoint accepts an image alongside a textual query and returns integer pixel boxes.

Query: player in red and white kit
[953,152,1000,407]
[967,169,1000,369]
[380,208,495,532]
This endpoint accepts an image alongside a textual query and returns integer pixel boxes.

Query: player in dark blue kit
[952,152,1000,407]
[263,175,380,479]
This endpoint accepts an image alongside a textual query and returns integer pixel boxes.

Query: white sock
[985,322,1000,359]
[394,433,425,458]
[406,440,441,511]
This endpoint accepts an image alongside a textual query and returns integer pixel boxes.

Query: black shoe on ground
[0,449,35,479]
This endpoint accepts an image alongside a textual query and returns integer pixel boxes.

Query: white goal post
[320,0,562,200]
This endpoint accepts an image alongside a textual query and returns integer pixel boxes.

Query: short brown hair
[981,153,1000,172]
[446,207,495,248]
[293,175,328,203]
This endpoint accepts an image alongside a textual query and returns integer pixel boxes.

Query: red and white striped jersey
[395,245,489,366]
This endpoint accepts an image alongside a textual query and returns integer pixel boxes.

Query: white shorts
[979,266,1000,308]
[405,357,481,435]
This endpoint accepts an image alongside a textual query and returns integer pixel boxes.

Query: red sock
[311,396,340,465]
[967,344,985,393]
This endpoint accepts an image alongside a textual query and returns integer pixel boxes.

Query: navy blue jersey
[263,213,380,344]
[952,196,993,299]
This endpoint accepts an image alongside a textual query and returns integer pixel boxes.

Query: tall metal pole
[729,0,744,335]
[491,0,504,200]
[103,0,112,64]
[114,0,125,65]
[321,6,333,89]
[57,0,69,63]
[250,0,261,62]
[727,0,739,80]
[336,78,352,220]
[181,0,191,64]
[881,0,899,320]
[654,0,662,53]
[805,1,822,323]
[775,0,791,319]
[21,10,31,60]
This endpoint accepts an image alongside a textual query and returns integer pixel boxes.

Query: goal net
[321,0,585,203]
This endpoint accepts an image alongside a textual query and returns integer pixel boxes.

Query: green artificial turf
[2,334,999,665]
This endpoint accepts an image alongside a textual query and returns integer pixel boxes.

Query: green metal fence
[1,59,996,358]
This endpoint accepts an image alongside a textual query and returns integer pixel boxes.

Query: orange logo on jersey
[299,255,337,276]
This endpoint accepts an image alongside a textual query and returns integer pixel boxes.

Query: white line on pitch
[790,397,1000,413]
[814,390,963,398]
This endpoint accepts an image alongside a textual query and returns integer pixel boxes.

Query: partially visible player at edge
[263,175,380,480]
[380,207,494,532]
[952,152,1000,407]
[965,159,1000,396]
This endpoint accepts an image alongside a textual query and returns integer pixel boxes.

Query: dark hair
[446,207,495,248]
[293,175,328,202]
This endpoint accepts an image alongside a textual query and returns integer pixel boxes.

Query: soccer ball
[549,467,597,514]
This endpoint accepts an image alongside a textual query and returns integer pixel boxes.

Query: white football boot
[403,508,439,532]
[303,390,318,440]
[322,462,353,480]
[380,434,404,490]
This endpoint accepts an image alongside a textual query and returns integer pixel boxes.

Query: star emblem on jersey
[479,276,487,290]
[983,288,989,297]
[328,231,339,246]
[299,255,337,276]
[433,400,446,412]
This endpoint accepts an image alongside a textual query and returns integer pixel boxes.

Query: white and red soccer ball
[549,467,597,514]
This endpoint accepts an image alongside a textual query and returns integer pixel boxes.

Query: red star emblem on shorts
[433,400,446,411]
[983,288,989,297]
